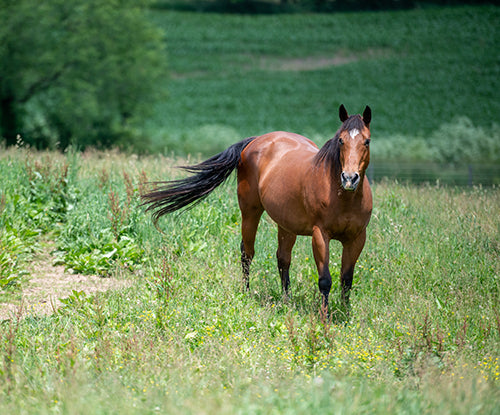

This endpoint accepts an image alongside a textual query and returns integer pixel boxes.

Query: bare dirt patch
[260,55,358,71]
[0,242,131,320]
[258,49,390,72]
[172,49,392,78]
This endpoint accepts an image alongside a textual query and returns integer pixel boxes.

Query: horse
[142,104,372,313]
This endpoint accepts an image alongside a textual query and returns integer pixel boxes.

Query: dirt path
[0,242,130,320]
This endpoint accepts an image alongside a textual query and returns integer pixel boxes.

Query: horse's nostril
[341,171,360,190]
[342,172,358,182]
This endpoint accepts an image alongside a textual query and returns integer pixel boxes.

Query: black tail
[142,137,256,224]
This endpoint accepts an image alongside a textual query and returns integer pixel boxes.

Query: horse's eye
[364,139,370,147]
[339,138,344,146]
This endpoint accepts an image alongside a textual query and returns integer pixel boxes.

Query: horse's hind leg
[240,241,252,289]
[240,206,263,290]
[277,226,297,296]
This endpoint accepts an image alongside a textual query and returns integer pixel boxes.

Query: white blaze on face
[349,128,360,139]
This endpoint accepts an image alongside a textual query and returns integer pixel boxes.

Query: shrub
[431,117,500,164]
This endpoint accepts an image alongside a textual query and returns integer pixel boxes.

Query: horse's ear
[339,104,349,122]
[363,106,371,126]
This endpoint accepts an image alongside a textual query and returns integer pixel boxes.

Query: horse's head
[337,104,371,191]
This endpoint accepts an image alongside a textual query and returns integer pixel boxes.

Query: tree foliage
[0,0,167,149]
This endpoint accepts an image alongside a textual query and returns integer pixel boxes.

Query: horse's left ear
[363,106,371,126]
[339,104,349,122]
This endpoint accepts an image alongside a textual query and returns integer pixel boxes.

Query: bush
[373,117,500,164]
[431,117,500,164]
[372,134,436,162]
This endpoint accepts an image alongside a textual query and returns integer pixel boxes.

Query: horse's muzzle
[341,172,360,191]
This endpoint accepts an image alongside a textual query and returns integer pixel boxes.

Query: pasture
[0,147,498,413]
[1,4,499,413]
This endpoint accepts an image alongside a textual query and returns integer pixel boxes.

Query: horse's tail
[141,136,256,224]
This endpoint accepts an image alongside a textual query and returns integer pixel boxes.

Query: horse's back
[239,131,317,172]
[239,132,317,186]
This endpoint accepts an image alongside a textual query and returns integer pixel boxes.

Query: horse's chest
[325,210,369,241]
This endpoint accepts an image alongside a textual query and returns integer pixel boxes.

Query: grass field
[142,5,500,163]
[0,147,498,413]
[0,5,499,413]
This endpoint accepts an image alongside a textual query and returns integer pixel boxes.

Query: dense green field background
[143,5,500,164]
[1,5,499,414]
[0,147,498,413]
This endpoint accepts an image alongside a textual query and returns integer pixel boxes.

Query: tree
[0,0,167,149]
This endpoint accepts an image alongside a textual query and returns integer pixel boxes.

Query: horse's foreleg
[340,230,366,309]
[312,226,331,310]
[276,226,297,297]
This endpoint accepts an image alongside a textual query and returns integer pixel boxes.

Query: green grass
[142,5,500,163]
[0,148,498,413]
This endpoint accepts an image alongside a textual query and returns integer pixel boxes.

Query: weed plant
[0,149,498,413]
[0,146,75,290]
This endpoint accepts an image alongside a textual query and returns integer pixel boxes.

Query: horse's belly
[265,206,313,235]
[259,178,314,235]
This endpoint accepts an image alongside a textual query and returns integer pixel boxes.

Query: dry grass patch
[0,241,130,320]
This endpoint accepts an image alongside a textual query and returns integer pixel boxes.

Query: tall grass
[0,148,498,413]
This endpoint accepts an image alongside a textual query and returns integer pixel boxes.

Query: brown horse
[142,105,372,311]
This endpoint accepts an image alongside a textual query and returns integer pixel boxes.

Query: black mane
[341,114,366,133]
[314,114,366,173]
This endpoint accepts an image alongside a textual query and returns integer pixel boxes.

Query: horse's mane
[314,115,366,173]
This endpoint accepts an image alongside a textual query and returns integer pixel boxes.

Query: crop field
[0,146,498,414]
[145,5,500,164]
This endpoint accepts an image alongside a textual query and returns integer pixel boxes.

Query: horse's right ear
[339,104,349,122]
[363,106,371,126]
